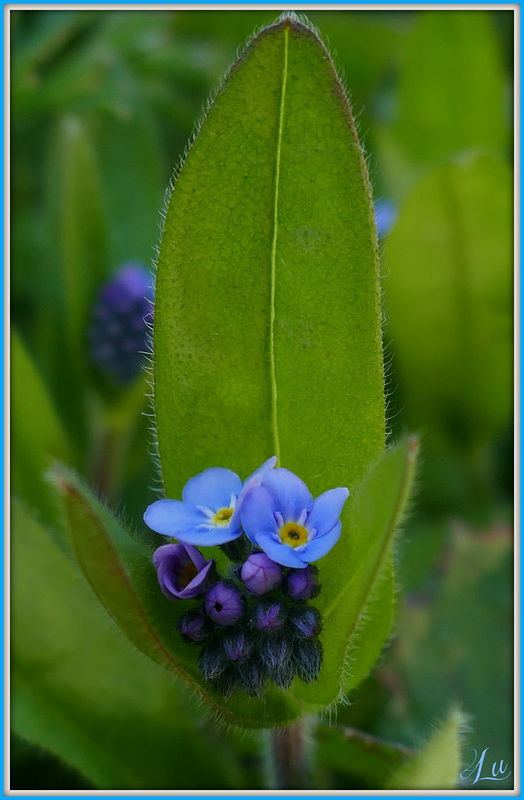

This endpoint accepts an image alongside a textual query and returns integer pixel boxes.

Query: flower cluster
[144,458,349,698]
[88,263,154,384]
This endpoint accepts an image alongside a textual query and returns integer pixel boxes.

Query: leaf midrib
[269,22,289,466]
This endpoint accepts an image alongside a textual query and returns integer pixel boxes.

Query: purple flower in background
[240,468,349,568]
[88,263,154,384]
[143,457,276,546]
[205,583,244,626]
[153,544,213,600]
[240,552,282,595]
[374,198,397,239]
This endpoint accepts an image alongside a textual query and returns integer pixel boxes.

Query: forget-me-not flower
[144,456,277,546]
[240,468,349,568]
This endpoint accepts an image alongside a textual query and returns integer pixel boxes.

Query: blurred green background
[11,9,514,790]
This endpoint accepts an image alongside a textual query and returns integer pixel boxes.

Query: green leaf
[11,329,70,531]
[386,520,513,787]
[48,463,302,728]
[316,723,412,789]
[385,154,512,455]
[293,437,419,707]
[386,709,467,789]
[378,11,508,197]
[154,15,385,503]
[11,496,255,788]
[39,115,108,443]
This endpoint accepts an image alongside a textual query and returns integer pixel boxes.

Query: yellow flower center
[280,522,309,548]
[180,562,198,587]
[213,507,234,527]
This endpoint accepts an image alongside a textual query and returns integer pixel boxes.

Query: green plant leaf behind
[293,437,419,707]
[315,723,412,789]
[48,463,302,728]
[11,496,255,789]
[154,15,385,510]
[384,155,512,465]
[11,329,71,531]
[378,11,508,198]
[38,115,108,445]
[386,708,467,789]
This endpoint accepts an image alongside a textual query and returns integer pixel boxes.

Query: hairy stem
[267,718,313,789]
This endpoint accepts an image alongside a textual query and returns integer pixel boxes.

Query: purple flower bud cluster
[154,540,323,698]
[88,264,154,384]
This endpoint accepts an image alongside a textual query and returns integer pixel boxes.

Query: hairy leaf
[386,709,466,789]
[153,14,384,510]
[293,438,419,706]
[11,497,254,788]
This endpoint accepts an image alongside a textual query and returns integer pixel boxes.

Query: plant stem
[267,718,312,789]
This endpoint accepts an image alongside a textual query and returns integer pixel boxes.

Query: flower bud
[289,605,321,639]
[177,608,209,644]
[205,582,244,626]
[260,636,294,690]
[253,600,286,632]
[293,637,322,683]
[88,264,154,384]
[198,642,228,682]
[240,552,282,595]
[223,630,254,663]
[237,657,266,698]
[285,565,319,602]
[212,666,238,699]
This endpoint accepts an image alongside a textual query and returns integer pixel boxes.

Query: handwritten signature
[460,747,512,784]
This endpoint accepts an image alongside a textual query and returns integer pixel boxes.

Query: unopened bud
[293,637,322,683]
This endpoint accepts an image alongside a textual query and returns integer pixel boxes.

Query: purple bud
[290,606,321,639]
[153,544,213,600]
[285,566,319,602]
[177,609,209,644]
[240,552,282,595]
[260,636,290,672]
[224,630,254,662]
[293,637,322,683]
[205,583,244,626]
[88,263,154,384]
[253,600,286,632]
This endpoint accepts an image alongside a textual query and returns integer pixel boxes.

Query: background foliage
[11,9,514,790]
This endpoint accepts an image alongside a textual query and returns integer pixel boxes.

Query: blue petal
[306,487,349,536]
[230,456,277,529]
[255,530,308,568]
[144,499,206,537]
[240,486,278,544]
[242,455,277,488]
[302,521,342,562]
[174,525,242,547]
[261,468,313,523]
[182,467,242,510]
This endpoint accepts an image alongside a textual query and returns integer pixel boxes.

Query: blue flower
[240,468,349,568]
[143,456,276,546]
